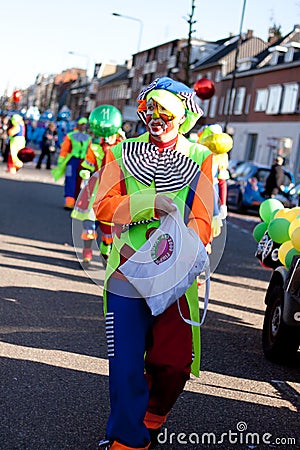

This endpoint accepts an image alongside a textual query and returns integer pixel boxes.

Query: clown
[198,124,233,240]
[6,114,26,174]
[71,105,125,265]
[94,77,214,450]
[52,117,92,209]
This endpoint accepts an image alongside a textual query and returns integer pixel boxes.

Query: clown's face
[145,98,185,143]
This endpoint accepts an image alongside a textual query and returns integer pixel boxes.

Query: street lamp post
[68,51,90,73]
[112,12,143,53]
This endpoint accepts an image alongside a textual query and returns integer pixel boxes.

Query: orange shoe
[64,197,75,210]
[81,230,98,240]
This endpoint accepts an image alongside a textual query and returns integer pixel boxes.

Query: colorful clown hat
[137,77,203,134]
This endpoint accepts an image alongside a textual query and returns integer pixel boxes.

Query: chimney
[246,29,253,39]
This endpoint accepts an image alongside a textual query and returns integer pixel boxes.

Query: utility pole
[183,0,196,86]
[224,0,247,133]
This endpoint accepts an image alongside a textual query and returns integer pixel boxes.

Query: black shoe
[36,166,41,169]
[149,428,161,449]
[97,439,111,449]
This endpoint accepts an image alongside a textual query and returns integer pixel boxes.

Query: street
[0,163,299,450]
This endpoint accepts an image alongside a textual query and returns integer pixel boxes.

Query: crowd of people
[0,77,235,450]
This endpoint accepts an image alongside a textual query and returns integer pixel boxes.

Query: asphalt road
[0,162,299,450]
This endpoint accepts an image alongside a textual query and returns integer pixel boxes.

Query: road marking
[0,342,297,411]
[271,379,300,410]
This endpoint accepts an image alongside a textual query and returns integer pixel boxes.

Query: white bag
[119,207,210,325]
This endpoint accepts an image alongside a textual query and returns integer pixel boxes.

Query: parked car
[228,158,243,177]
[285,182,300,208]
[227,161,295,213]
[255,232,300,362]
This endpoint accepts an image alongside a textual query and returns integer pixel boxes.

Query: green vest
[103,132,211,376]
[68,130,91,159]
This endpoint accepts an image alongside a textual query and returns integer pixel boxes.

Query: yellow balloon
[291,228,300,251]
[200,133,233,154]
[274,208,291,219]
[285,207,300,222]
[289,218,300,238]
[278,240,294,267]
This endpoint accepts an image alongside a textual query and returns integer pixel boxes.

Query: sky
[1,0,300,97]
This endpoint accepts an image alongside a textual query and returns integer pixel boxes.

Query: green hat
[77,117,88,125]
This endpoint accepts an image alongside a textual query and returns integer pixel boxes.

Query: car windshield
[231,162,253,179]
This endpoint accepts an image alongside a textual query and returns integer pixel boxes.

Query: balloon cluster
[253,198,300,269]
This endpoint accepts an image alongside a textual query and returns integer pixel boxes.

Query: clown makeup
[145,98,185,143]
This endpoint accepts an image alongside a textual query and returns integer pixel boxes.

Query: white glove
[219,204,227,220]
[212,215,223,238]
[79,169,91,180]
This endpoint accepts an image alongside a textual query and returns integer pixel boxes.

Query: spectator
[264,155,285,198]
[36,122,58,170]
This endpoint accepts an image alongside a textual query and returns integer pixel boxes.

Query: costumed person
[94,77,214,450]
[71,105,124,265]
[52,117,92,209]
[6,114,26,174]
[198,124,233,245]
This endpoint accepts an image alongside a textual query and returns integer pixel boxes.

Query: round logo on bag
[151,233,174,265]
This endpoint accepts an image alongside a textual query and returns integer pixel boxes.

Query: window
[224,88,235,115]
[215,70,222,82]
[266,85,283,114]
[280,83,299,113]
[233,87,246,115]
[245,134,257,161]
[244,94,251,115]
[269,52,279,66]
[208,96,217,118]
[254,89,268,111]
[285,47,294,62]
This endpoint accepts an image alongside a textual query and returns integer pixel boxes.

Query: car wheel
[262,284,300,362]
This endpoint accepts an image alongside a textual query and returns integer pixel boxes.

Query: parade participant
[71,105,124,265]
[94,77,214,450]
[198,124,233,240]
[52,117,91,209]
[6,114,26,174]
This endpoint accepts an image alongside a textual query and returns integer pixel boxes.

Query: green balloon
[89,105,122,137]
[253,222,268,242]
[269,208,281,221]
[259,199,284,224]
[285,247,300,269]
[268,218,290,244]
